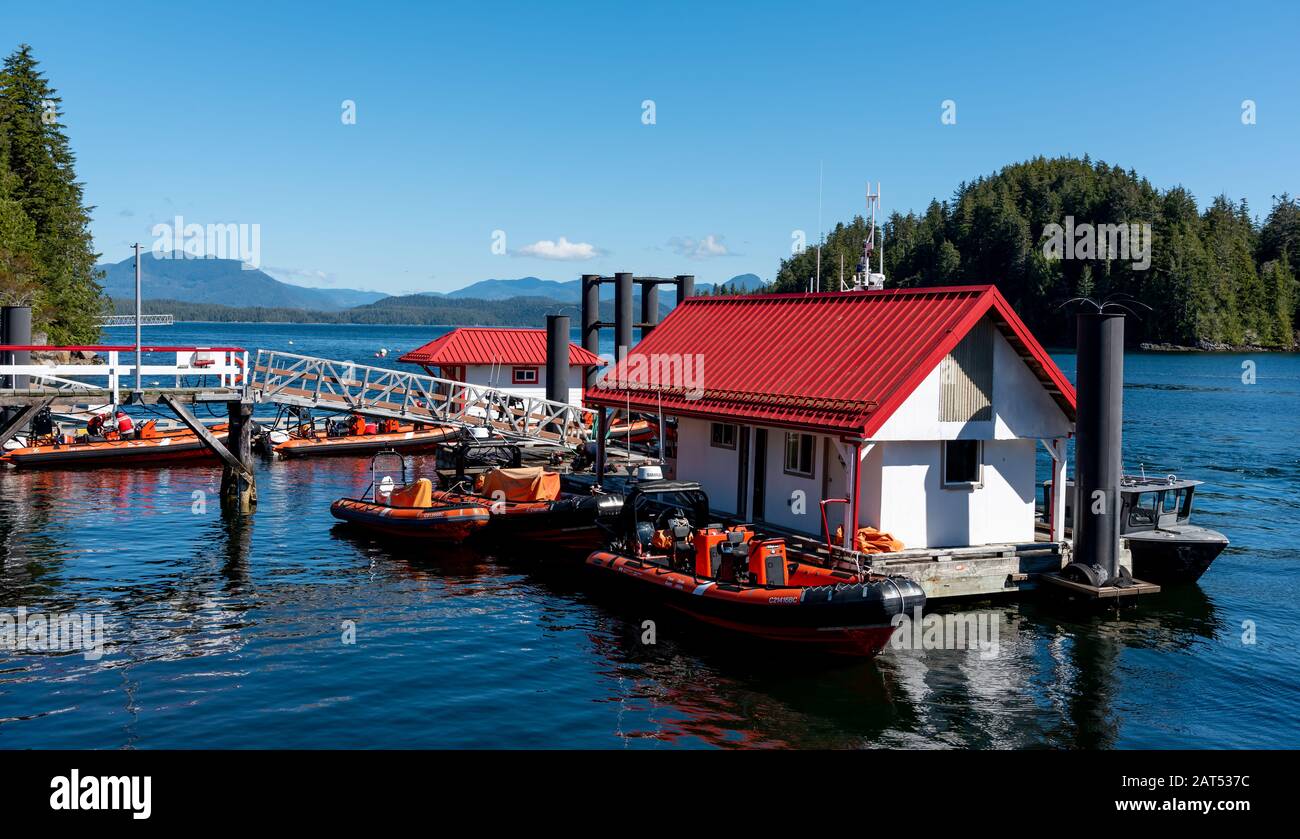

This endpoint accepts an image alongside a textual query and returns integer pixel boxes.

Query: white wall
[461,364,585,406]
[674,416,741,515]
[870,319,1072,442]
[756,427,823,535]
[872,438,1037,549]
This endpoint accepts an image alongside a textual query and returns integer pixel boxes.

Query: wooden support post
[161,394,257,514]
[221,399,257,513]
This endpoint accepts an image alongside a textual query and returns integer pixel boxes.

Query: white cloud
[265,265,337,286]
[667,234,731,260]
[514,236,601,261]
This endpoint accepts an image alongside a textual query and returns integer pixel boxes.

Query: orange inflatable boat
[2,421,229,468]
[584,480,925,656]
[330,479,491,541]
[330,450,491,541]
[271,415,457,458]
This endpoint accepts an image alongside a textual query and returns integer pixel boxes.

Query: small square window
[710,423,736,449]
[942,440,982,487]
[511,366,538,384]
[784,433,814,477]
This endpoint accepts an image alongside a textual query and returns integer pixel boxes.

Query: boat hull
[1127,525,1229,584]
[586,551,925,656]
[434,490,623,551]
[330,497,491,541]
[276,426,456,458]
[1,431,228,468]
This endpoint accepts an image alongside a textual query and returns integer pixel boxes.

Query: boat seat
[748,539,788,586]
[672,524,693,557]
[389,478,433,508]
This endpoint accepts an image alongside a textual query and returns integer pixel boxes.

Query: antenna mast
[844,181,886,291]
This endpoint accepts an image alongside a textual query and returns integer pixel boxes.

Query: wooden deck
[0,386,239,406]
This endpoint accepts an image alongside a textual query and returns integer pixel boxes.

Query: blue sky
[9,0,1298,295]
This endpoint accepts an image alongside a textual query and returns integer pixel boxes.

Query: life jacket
[117,413,135,434]
[351,415,367,436]
[381,418,400,434]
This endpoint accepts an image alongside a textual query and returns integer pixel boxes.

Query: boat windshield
[1128,491,1159,527]
[1160,487,1191,522]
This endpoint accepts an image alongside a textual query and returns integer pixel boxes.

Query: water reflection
[0,386,1287,749]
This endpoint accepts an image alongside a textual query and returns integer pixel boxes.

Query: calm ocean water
[1,322,1298,748]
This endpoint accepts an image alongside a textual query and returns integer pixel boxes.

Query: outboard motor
[31,407,55,440]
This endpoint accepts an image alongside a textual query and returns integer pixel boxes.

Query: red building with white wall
[586,285,1076,551]
[400,327,603,407]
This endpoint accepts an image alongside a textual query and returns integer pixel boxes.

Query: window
[942,440,982,487]
[1161,488,1189,520]
[784,432,815,477]
[1128,491,1159,527]
[511,366,538,384]
[710,422,736,449]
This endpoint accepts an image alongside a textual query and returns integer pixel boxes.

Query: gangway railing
[249,349,594,445]
[96,314,175,327]
[0,345,247,404]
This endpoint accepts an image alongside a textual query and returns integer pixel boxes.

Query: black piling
[614,272,633,363]
[580,274,601,389]
[1068,310,1125,586]
[1,305,32,390]
[545,314,569,404]
[639,281,659,337]
[675,274,695,303]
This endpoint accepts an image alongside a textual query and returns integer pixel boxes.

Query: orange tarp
[390,478,433,508]
[477,467,560,502]
[855,526,904,554]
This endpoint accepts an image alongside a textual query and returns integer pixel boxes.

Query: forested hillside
[772,157,1298,348]
[0,45,103,343]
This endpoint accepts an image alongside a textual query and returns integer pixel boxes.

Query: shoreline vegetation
[110,294,638,328]
[772,157,1299,351]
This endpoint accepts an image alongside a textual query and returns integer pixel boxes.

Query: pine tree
[0,44,103,344]
[767,157,1295,348]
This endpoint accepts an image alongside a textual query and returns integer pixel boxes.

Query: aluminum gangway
[248,349,595,445]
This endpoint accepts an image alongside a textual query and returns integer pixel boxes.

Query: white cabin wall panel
[462,363,584,405]
[674,416,740,515]
[969,438,1037,545]
[755,426,822,536]
[867,318,1072,442]
[990,331,1073,440]
[875,438,1037,549]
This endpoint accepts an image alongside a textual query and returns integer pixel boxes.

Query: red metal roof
[399,327,605,367]
[585,285,1076,437]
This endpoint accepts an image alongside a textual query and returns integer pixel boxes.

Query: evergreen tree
[769,156,1295,348]
[0,44,103,343]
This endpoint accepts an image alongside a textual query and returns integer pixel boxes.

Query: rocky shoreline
[1139,340,1297,353]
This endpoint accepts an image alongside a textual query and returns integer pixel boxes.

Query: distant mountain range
[440,273,765,302]
[97,253,388,310]
[98,255,767,325]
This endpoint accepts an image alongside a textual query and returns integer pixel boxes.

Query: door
[752,429,767,520]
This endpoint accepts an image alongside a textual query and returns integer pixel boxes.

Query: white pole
[134,243,142,397]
